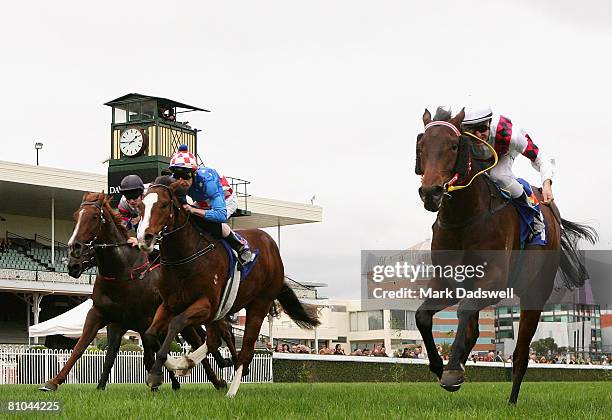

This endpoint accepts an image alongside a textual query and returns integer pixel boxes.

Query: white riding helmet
[463,106,493,125]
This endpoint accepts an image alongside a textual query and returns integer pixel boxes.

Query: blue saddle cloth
[498,178,547,247]
[219,239,259,280]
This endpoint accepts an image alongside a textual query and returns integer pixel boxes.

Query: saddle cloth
[498,178,547,247]
[212,240,259,321]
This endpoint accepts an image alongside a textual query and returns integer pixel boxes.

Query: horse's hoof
[214,379,228,390]
[439,369,464,392]
[146,372,164,389]
[172,383,181,391]
[38,381,58,392]
[151,386,159,392]
[96,385,106,391]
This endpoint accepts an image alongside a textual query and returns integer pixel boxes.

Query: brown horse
[40,192,232,391]
[415,108,596,404]
[137,177,320,397]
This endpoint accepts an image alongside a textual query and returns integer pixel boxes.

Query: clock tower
[104,93,209,203]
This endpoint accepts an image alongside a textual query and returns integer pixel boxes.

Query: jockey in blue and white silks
[167,144,252,264]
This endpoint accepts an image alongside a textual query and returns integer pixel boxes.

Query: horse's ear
[450,108,465,128]
[423,109,432,126]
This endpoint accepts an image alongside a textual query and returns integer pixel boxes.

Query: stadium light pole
[35,142,43,166]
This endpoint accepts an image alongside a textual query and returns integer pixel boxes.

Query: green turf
[0,382,610,419]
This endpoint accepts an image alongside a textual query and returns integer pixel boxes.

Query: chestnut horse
[137,178,320,397]
[415,108,596,404]
[40,192,233,391]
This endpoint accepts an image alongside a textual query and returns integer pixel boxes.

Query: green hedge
[273,359,612,383]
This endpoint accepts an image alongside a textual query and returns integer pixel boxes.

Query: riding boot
[516,191,545,240]
[225,231,253,265]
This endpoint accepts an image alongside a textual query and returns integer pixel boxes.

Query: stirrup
[238,247,253,265]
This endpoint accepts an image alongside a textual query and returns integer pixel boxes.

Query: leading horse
[40,192,233,391]
[415,108,596,404]
[137,177,320,397]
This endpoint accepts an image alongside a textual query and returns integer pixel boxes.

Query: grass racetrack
[1,382,611,419]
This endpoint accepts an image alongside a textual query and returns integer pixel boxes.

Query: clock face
[119,128,146,157]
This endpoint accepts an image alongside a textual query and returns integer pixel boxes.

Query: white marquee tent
[28,299,108,338]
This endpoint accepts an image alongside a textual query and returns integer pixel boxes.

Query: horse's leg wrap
[226,365,243,398]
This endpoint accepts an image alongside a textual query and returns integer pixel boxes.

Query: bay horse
[137,177,320,397]
[40,192,233,391]
[415,108,596,404]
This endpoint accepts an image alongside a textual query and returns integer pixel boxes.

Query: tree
[530,337,558,357]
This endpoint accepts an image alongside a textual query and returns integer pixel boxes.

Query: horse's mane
[76,192,129,239]
[433,106,452,121]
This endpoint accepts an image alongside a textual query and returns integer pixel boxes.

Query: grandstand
[0,160,322,345]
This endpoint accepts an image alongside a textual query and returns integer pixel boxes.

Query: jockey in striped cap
[168,145,252,265]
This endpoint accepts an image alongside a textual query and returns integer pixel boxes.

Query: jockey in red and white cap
[166,145,252,264]
[462,106,555,237]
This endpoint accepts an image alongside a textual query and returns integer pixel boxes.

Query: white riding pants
[489,154,524,198]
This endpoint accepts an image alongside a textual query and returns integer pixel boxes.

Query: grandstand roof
[0,160,322,227]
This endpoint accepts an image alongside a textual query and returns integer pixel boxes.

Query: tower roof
[104,93,210,112]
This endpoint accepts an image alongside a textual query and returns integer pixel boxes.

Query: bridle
[144,184,190,242]
[144,184,217,266]
[70,199,130,259]
[422,122,508,229]
[422,121,499,193]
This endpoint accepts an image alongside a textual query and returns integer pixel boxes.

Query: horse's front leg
[440,297,500,392]
[40,307,106,391]
[146,297,212,390]
[96,323,127,390]
[415,296,458,379]
[143,304,173,389]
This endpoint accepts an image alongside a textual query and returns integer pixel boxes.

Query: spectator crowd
[267,340,612,366]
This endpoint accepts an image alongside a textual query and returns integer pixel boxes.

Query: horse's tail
[275,283,320,329]
[558,218,598,288]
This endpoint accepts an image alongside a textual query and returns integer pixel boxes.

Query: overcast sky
[1,1,611,298]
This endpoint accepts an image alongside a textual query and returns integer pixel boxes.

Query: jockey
[191,173,239,218]
[461,106,555,238]
[168,145,253,265]
[118,174,145,246]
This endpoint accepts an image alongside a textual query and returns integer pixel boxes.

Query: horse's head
[416,108,467,212]
[137,176,184,253]
[67,192,106,277]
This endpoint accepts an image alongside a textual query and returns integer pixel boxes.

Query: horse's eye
[451,143,458,151]
[161,203,168,209]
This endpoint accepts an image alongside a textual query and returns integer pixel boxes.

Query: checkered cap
[169,144,198,171]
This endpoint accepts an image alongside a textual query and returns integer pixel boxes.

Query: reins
[423,122,507,230]
[146,184,219,267]
[446,131,499,192]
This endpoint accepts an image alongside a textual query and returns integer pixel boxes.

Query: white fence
[0,347,272,385]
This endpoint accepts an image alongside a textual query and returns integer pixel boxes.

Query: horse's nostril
[144,233,154,243]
